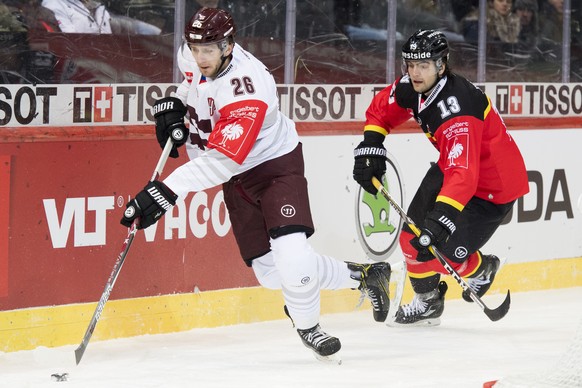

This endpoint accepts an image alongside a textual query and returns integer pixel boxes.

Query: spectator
[0,3,27,32]
[538,0,582,53]
[514,0,540,47]
[0,1,59,84]
[538,0,581,45]
[8,0,60,32]
[487,0,521,43]
[0,3,27,83]
[450,0,478,23]
[42,0,112,33]
[397,0,458,39]
[460,0,521,44]
[539,0,562,43]
[459,2,479,43]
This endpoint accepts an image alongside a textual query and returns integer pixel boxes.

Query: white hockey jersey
[163,44,299,199]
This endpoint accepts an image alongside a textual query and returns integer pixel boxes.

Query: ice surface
[1,287,581,388]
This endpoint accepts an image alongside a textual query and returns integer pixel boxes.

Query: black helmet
[401,29,449,62]
[185,7,236,45]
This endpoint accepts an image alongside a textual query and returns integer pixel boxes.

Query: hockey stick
[371,177,510,322]
[74,138,174,365]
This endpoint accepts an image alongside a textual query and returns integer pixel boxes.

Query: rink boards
[1,83,581,352]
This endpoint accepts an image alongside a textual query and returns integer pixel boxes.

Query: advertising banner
[0,139,257,310]
[2,83,582,128]
[1,83,581,313]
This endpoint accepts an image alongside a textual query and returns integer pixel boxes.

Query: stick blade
[74,343,87,365]
[484,290,511,322]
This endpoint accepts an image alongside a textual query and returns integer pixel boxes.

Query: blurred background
[0,0,580,85]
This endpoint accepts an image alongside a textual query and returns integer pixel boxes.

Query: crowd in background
[0,0,581,84]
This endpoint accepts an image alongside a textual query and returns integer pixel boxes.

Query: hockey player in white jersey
[121,7,391,362]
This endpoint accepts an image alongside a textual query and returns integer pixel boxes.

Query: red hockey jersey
[364,74,529,208]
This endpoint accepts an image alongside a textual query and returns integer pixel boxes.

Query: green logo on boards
[355,155,404,261]
[361,188,397,237]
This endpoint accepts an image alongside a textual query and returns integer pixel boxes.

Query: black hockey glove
[410,202,460,262]
[153,97,188,158]
[121,181,178,229]
[353,131,387,195]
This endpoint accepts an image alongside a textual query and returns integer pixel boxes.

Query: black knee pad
[441,244,471,264]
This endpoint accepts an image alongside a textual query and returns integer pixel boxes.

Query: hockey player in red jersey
[121,8,391,361]
[353,29,529,326]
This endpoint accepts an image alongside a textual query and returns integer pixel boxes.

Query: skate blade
[386,317,441,327]
[313,351,342,365]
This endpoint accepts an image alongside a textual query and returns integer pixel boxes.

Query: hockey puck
[51,373,69,382]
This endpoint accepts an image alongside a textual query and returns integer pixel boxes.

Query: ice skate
[462,255,501,302]
[390,281,448,326]
[284,306,342,364]
[297,324,342,364]
[347,262,391,322]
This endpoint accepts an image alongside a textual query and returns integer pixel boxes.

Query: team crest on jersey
[207,100,266,164]
[218,123,244,146]
[208,97,216,116]
[445,134,469,169]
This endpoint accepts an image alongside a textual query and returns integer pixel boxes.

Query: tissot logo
[492,84,582,116]
[355,154,404,261]
[93,86,113,122]
[73,86,114,123]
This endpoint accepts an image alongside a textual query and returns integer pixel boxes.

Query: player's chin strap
[425,58,447,94]
[215,54,231,76]
[213,41,233,78]
[371,177,511,322]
